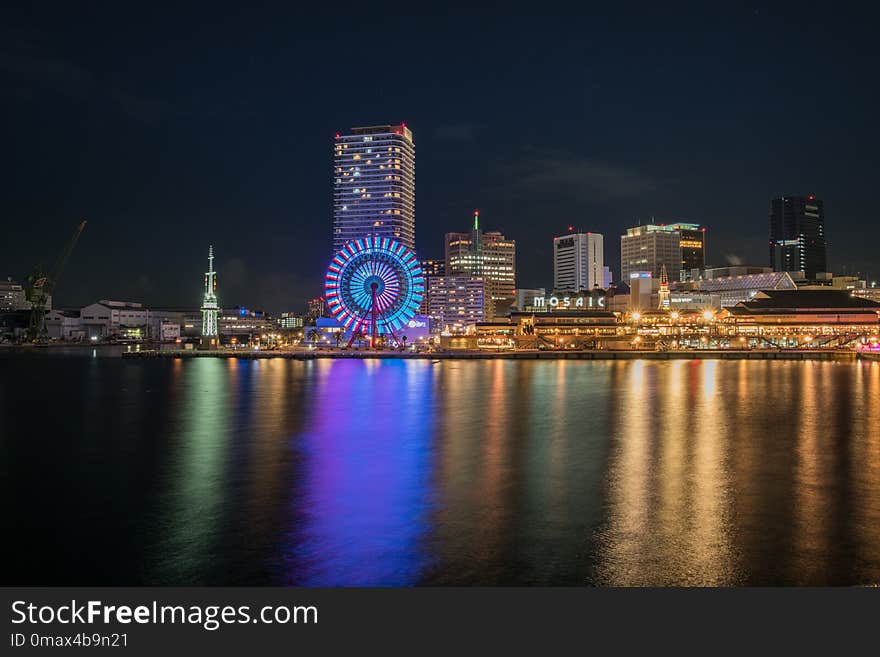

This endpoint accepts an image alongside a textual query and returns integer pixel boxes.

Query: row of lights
[630,310,716,322]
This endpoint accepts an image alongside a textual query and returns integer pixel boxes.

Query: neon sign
[532,295,605,309]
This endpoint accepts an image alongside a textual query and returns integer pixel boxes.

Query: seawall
[121,349,867,362]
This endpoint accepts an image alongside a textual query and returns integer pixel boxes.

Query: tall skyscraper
[769,196,827,279]
[445,211,516,320]
[620,224,682,282]
[665,222,707,276]
[553,232,604,292]
[333,124,415,254]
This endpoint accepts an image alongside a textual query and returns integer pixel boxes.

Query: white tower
[200,245,219,348]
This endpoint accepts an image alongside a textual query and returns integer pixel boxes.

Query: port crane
[25,220,87,341]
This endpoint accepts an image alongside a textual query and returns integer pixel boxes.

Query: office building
[418,258,446,314]
[629,272,655,310]
[665,222,707,277]
[306,297,326,322]
[333,124,415,254]
[515,288,546,311]
[420,259,445,277]
[620,224,682,282]
[445,211,516,320]
[219,309,275,341]
[427,275,485,334]
[279,312,304,329]
[0,278,29,311]
[769,196,827,280]
[553,232,604,292]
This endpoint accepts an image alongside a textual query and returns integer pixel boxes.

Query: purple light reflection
[284,359,436,585]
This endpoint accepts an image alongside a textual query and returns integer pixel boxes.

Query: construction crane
[25,220,87,342]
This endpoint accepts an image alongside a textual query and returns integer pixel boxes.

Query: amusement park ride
[324,237,424,349]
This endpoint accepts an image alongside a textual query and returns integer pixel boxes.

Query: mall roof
[695,271,797,293]
[739,289,880,309]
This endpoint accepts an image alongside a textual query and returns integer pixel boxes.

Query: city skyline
[3,6,880,313]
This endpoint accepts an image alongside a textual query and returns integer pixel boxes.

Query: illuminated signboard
[532,294,605,309]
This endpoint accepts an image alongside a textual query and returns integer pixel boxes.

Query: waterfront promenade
[121,347,875,361]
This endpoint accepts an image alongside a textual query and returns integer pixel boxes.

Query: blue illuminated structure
[325,237,424,346]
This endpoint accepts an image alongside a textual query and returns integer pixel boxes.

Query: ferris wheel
[324,237,424,346]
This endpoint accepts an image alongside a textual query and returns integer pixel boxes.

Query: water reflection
[285,359,435,585]
[2,353,880,586]
[150,358,233,582]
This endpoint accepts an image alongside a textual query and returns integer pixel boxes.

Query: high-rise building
[306,297,326,322]
[333,124,415,254]
[620,224,682,282]
[553,232,604,292]
[445,211,516,319]
[418,258,446,315]
[420,259,445,277]
[769,196,827,280]
[665,222,707,276]
[427,275,485,334]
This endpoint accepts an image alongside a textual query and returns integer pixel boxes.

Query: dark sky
[3,4,879,312]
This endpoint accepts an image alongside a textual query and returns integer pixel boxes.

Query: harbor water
[1,349,879,585]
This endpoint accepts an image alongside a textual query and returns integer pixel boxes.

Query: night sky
[3,4,879,313]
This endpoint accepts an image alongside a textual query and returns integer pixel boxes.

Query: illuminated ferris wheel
[324,237,424,346]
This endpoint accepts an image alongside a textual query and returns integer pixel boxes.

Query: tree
[400,335,408,351]
[307,328,319,346]
[335,331,344,348]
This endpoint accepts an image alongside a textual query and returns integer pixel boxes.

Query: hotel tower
[332,124,415,254]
